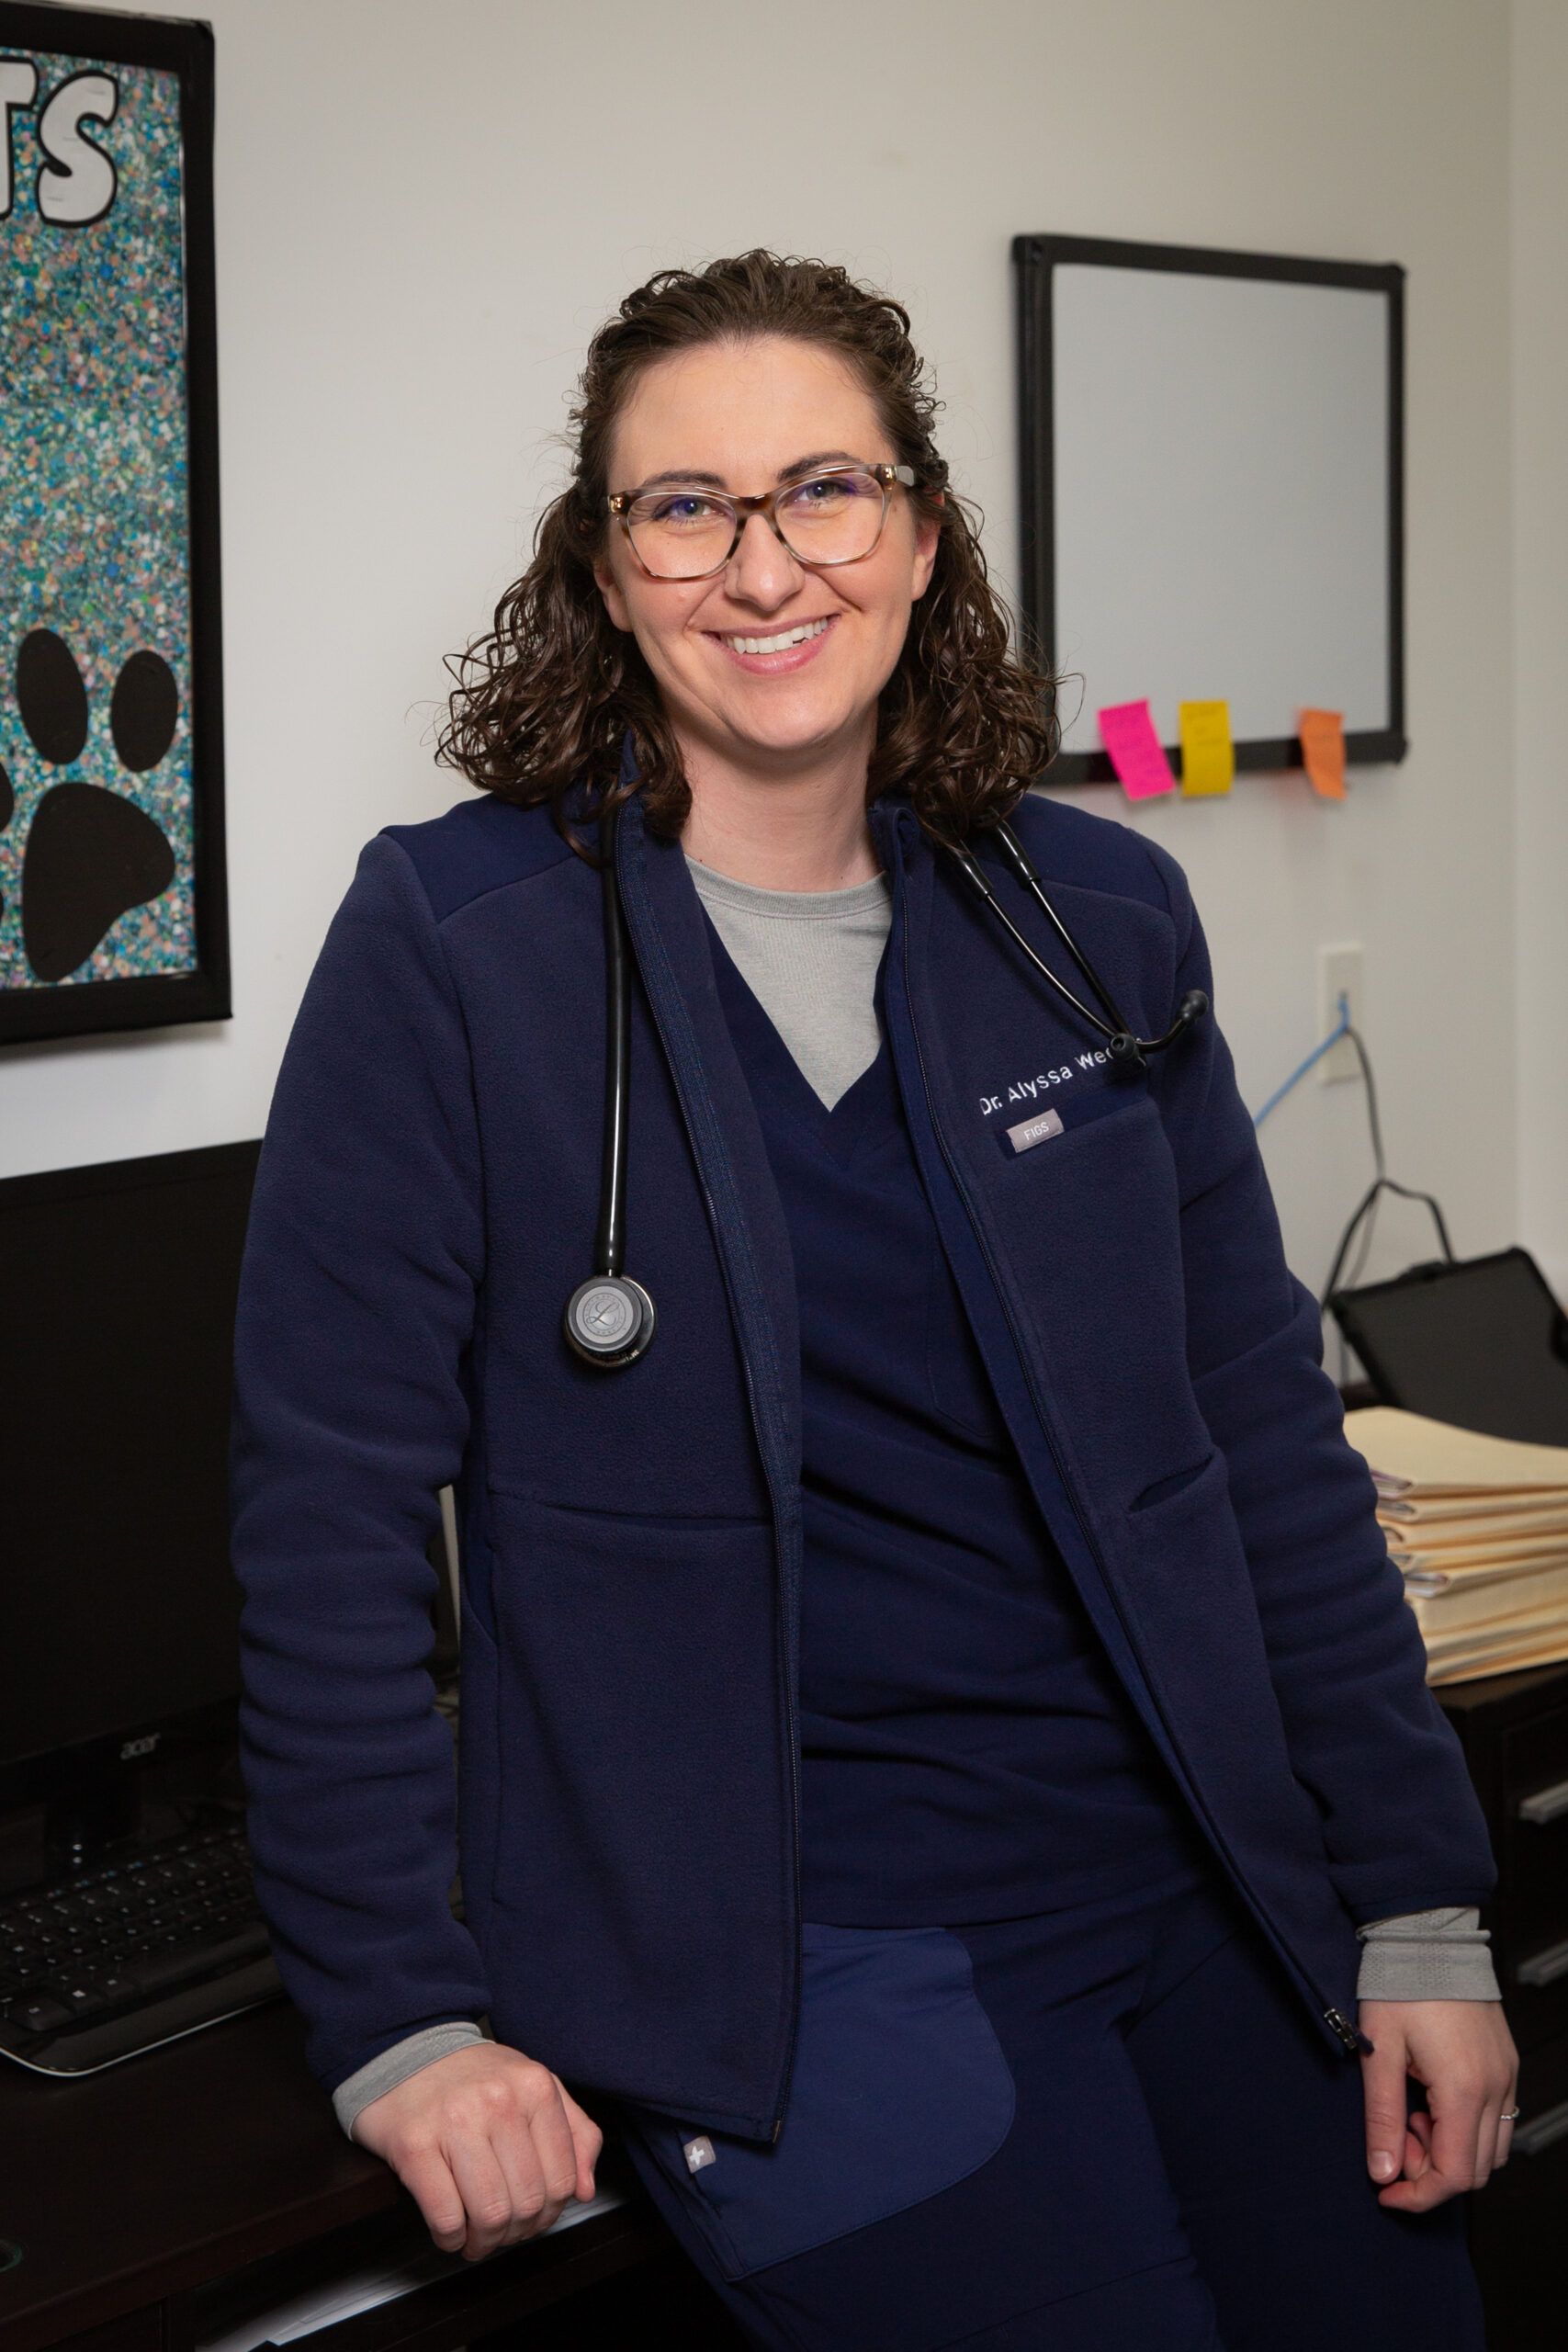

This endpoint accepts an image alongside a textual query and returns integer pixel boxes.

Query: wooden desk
[3,1668,1562,2352]
[1437,1657,1568,2352]
[0,1986,708,2352]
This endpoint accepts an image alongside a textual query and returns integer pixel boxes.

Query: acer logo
[119,1733,160,1760]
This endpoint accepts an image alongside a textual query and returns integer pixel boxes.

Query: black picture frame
[1011,232,1405,788]
[0,2,227,1045]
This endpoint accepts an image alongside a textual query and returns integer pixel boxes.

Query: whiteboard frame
[1011,232,1406,787]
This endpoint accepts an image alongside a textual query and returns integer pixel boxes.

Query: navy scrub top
[697,904,1213,1926]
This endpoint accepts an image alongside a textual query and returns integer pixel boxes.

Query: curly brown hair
[434,249,1062,860]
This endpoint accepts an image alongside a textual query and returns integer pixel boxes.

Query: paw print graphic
[1,627,179,984]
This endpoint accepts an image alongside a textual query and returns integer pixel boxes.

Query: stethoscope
[563,801,1210,1369]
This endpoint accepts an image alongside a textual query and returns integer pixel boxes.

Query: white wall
[1512,0,1568,1303]
[5,0,1543,1355]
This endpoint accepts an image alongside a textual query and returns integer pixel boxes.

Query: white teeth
[719,616,831,656]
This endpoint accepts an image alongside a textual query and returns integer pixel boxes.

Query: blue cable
[1251,994,1351,1129]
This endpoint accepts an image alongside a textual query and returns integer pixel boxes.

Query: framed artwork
[1012,232,1405,786]
[1,3,226,1045]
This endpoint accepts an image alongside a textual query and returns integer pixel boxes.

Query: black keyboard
[0,1818,280,2075]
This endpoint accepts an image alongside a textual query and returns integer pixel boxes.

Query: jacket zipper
[613,818,805,2139]
[892,837,1367,2063]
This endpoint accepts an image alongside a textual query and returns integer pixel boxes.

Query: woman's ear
[912,490,944,601]
[592,544,633,634]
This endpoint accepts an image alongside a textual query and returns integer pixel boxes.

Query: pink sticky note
[1097,700,1176,800]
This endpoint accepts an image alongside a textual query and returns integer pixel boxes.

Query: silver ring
[1499,2106,1521,2123]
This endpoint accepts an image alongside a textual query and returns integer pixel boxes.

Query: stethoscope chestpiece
[564,1272,657,1369]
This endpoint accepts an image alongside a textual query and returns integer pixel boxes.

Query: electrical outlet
[1317,944,1363,1083]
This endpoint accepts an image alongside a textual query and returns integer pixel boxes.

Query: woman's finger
[1359,2026,1413,2184]
[446,2124,525,2262]
[1397,2082,1485,2211]
[1475,2054,1522,2185]
[557,2077,605,2202]
[516,2075,583,2230]
[1377,2108,1443,2210]
[482,2095,564,2243]
[1404,2109,1432,2179]
[396,2143,469,2255]
[1472,2086,1501,2189]
[1496,2066,1521,2166]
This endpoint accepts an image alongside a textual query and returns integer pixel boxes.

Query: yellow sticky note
[1178,701,1234,797]
[1298,707,1346,800]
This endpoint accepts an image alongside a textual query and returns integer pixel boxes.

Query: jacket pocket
[622,1920,1016,2280]
[990,1071,1151,1160]
[1129,1447,1221,1513]
[1113,1442,1331,1865]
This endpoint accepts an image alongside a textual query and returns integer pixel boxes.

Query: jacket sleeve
[229,831,496,2096]
[1139,836,1498,1926]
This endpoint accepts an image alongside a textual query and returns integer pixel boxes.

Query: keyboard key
[120,1923,270,1996]
[16,1993,73,2033]
[60,1977,115,2014]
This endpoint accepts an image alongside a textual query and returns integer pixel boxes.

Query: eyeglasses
[606,460,919,581]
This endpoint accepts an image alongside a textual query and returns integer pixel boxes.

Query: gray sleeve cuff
[1355,1906,1502,2002]
[333,2018,491,2141]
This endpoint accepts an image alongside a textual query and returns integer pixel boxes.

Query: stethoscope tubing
[566,803,1209,1365]
[941,824,1209,1065]
[596,797,631,1282]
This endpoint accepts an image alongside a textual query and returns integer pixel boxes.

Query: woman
[230,252,1518,2349]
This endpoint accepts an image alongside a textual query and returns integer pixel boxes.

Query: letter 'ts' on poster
[1097,699,1175,800]
[1298,707,1347,800]
[1177,701,1235,797]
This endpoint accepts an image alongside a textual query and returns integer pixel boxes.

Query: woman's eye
[785,475,853,509]
[649,494,718,525]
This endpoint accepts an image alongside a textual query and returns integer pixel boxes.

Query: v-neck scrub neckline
[684,850,893,1121]
[697,902,896,1171]
[693,880,1211,1928]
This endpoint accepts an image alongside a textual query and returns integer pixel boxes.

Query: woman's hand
[350,2041,604,2261]
[1358,1998,1519,2211]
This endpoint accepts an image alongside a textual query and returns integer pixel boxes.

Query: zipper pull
[1324,2006,1362,2053]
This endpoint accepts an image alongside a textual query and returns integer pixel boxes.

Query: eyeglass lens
[626,469,886,578]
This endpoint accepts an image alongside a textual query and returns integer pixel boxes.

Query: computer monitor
[0,1140,459,1876]
[1328,1246,1568,1446]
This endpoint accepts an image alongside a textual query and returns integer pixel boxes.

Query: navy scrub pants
[609,1859,1486,2351]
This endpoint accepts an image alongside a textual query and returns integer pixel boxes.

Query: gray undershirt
[683,849,893,1108]
[328,853,1496,2140]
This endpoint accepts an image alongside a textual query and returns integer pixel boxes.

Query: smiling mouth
[709,615,836,656]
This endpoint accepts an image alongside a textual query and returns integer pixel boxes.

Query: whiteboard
[1012,237,1404,783]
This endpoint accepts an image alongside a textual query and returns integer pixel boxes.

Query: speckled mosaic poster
[1,13,222,1040]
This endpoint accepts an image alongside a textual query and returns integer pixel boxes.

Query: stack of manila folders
[1344,1408,1568,1685]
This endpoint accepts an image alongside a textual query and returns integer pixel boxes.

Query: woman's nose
[725,508,804,609]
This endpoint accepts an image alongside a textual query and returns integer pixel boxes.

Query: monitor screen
[0,1141,259,1770]
[1330,1248,1568,1448]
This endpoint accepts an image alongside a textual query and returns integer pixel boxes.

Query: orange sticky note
[1177,701,1234,797]
[1298,707,1346,800]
